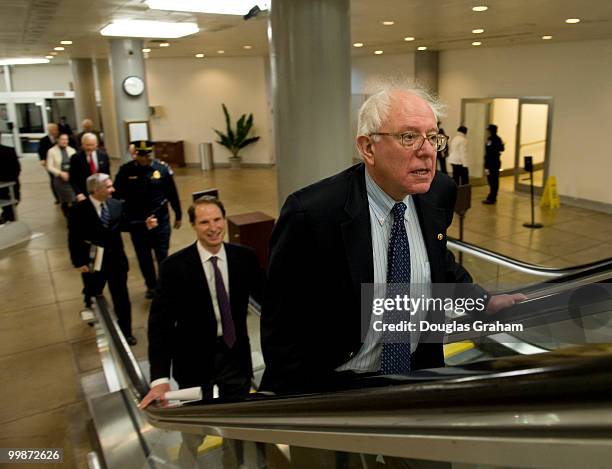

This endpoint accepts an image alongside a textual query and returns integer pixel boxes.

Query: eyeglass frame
[369,131,448,152]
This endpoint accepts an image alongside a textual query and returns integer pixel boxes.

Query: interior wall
[439,39,612,205]
[10,64,72,91]
[145,56,272,165]
[491,98,518,171]
[351,53,415,94]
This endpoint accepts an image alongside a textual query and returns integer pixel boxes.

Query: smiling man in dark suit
[69,133,111,201]
[68,173,135,345]
[139,196,265,409]
[260,83,523,394]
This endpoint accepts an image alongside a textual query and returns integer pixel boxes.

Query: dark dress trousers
[260,163,474,393]
[68,198,132,337]
[69,150,111,197]
[148,242,265,397]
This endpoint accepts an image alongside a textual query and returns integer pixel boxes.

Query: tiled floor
[0,157,610,467]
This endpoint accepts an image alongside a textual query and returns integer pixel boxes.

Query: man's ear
[356,135,375,165]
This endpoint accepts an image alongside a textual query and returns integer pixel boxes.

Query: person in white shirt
[46,133,76,217]
[447,126,469,186]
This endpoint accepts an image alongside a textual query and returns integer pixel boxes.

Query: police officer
[114,140,182,298]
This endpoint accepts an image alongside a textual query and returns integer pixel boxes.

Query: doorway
[460,97,553,195]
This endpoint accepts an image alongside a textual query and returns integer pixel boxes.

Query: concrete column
[95,59,121,160]
[414,50,439,96]
[70,58,99,128]
[269,0,352,206]
[108,39,150,163]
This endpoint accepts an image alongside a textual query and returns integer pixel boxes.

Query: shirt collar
[365,169,411,226]
[196,241,227,264]
[89,195,103,212]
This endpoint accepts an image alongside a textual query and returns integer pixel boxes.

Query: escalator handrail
[448,237,612,277]
[93,295,150,400]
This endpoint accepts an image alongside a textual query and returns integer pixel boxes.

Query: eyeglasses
[370,131,448,152]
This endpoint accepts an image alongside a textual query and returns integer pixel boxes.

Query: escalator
[82,240,612,469]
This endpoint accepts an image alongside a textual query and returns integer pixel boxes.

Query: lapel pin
[437,233,444,240]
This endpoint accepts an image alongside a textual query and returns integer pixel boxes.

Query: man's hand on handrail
[487,293,528,314]
[139,382,171,409]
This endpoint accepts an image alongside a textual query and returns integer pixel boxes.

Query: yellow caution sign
[540,176,560,209]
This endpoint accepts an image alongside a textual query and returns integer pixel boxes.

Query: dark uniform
[114,141,182,295]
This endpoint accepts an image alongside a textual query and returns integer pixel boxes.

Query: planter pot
[229,156,242,169]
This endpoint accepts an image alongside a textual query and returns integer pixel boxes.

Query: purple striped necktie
[210,256,236,348]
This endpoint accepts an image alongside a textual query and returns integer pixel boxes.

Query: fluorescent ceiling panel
[100,20,199,38]
[146,0,269,15]
[0,58,50,65]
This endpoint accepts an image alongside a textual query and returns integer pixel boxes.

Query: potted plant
[213,104,260,168]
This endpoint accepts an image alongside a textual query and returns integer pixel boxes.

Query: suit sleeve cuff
[150,377,170,388]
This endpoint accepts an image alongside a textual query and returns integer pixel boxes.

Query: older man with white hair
[260,81,525,394]
[69,132,111,201]
[68,173,135,345]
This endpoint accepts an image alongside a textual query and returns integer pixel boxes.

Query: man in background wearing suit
[68,173,136,345]
[261,83,524,394]
[38,122,60,204]
[0,132,20,223]
[69,133,111,201]
[140,195,264,408]
[139,196,264,466]
[76,118,104,150]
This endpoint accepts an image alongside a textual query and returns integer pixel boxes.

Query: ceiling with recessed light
[0,0,611,63]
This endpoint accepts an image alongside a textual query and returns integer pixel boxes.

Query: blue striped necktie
[379,202,412,375]
[100,202,110,228]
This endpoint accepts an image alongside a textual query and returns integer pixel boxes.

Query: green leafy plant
[213,104,260,159]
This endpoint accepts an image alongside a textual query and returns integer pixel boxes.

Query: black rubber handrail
[448,237,612,277]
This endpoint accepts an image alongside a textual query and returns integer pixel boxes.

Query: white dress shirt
[86,150,99,171]
[336,170,431,373]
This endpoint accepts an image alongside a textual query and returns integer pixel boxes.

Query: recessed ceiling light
[417,46,428,51]
[404,36,415,41]
[353,42,364,47]
[195,53,204,58]
[159,42,170,47]
[142,48,151,52]
[472,41,482,46]
[146,0,270,15]
[565,18,580,24]
[374,50,383,55]
[60,40,72,45]
[50,52,58,56]
[54,46,65,51]
[243,45,253,50]
[472,6,488,12]
[0,58,50,65]
[45,55,54,59]
[542,35,552,40]
[472,28,484,34]
[382,21,395,26]
[100,20,199,38]
[217,50,225,54]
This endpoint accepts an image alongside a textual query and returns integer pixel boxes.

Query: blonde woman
[46,133,76,217]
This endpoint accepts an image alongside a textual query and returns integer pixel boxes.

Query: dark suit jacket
[37,135,55,161]
[67,197,128,271]
[0,144,21,200]
[260,163,474,393]
[69,150,111,197]
[148,242,265,388]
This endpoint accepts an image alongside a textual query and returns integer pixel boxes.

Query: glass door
[514,98,553,194]
[461,98,492,179]
[15,100,48,155]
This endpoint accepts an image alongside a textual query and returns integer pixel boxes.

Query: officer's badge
[152,170,161,179]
